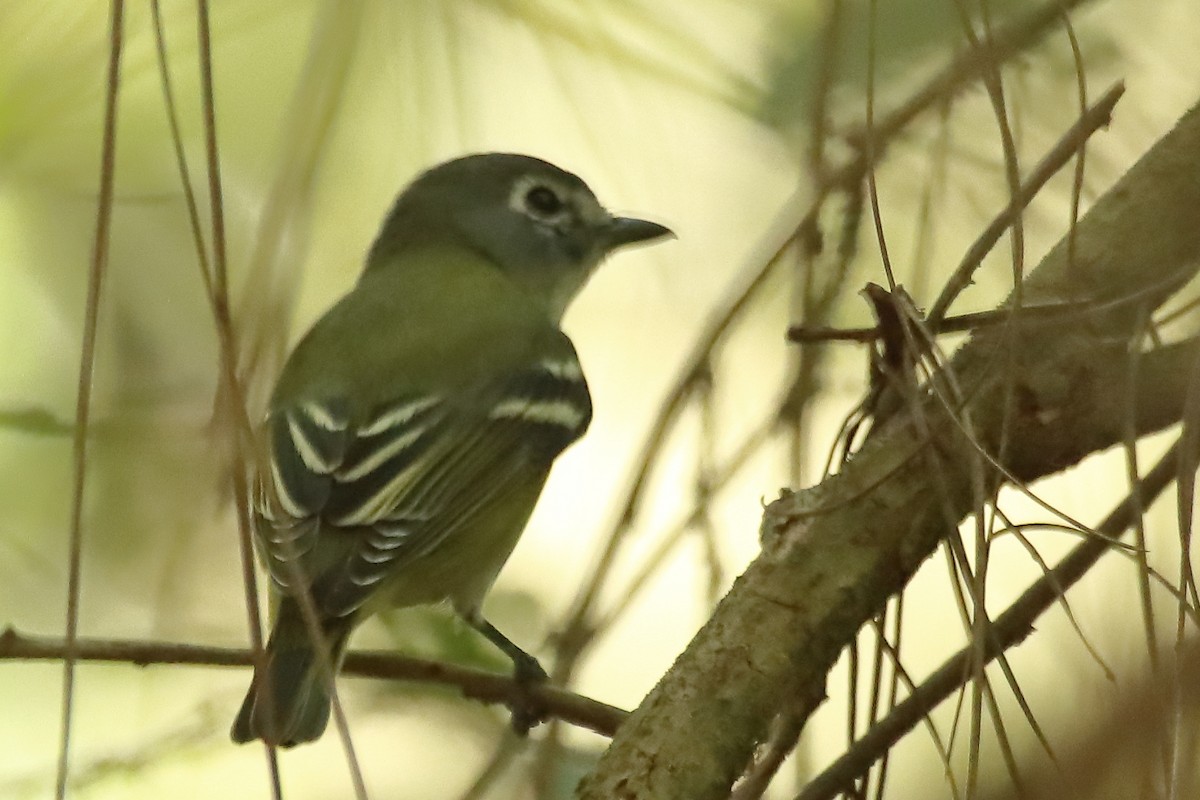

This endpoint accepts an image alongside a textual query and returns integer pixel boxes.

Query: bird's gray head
[367,153,672,321]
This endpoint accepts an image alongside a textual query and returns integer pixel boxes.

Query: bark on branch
[578,98,1200,800]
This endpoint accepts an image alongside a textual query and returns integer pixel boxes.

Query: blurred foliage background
[1,0,1199,798]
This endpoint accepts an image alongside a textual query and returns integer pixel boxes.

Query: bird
[230,152,671,747]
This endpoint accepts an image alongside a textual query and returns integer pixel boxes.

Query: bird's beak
[603,216,674,251]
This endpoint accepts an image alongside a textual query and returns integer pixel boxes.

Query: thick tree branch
[578,96,1200,800]
[0,627,626,737]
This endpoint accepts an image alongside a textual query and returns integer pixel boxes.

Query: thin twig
[796,437,1188,800]
[864,0,897,291]
[906,98,953,303]
[1122,316,1170,792]
[789,298,1112,343]
[0,628,628,737]
[948,4,1026,790]
[1062,11,1088,285]
[191,0,296,792]
[927,80,1124,327]
[840,0,1095,152]
[149,0,213,295]
[151,0,283,789]
[56,3,124,798]
[871,595,904,800]
[859,4,897,788]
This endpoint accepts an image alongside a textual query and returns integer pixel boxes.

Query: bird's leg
[470,618,548,734]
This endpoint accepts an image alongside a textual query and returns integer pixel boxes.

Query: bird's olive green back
[270,245,579,423]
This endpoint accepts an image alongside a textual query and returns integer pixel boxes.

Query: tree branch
[578,94,1200,800]
[798,426,1193,800]
[0,627,626,738]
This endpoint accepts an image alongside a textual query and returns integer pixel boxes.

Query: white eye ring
[510,175,573,224]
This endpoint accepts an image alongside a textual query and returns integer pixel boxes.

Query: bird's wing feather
[254,353,591,617]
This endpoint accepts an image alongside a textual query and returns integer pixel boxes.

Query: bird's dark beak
[603,216,674,251]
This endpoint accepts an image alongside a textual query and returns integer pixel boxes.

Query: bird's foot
[508,651,549,735]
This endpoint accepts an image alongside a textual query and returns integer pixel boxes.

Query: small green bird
[230,153,671,747]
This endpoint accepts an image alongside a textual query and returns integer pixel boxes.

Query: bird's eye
[524,185,565,216]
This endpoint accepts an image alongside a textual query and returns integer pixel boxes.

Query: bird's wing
[254,351,591,618]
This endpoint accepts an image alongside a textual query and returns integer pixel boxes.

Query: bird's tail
[231,599,353,747]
